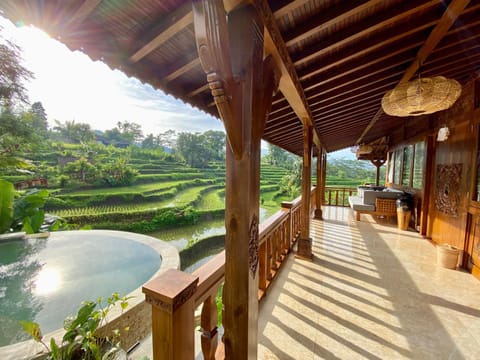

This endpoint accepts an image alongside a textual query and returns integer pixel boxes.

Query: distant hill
[327,148,356,160]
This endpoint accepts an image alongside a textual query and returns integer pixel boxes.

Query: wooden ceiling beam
[304,60,410,99]
[313,103,379,122]
[254,0,323,148]
[296,13,441,81]
[265,120,302,137]
[356,0,472,145]
[130,3,192,63]
[317,116,378,135]
[266,129,303,143]
[271,0,310,18]
[66,0,101,28]
[188,83,209,98]
[311,92,388,119]
[291,0,440,67]
[267,108,295,123]
[308,75,398,107]
[284,0,384,47]
[302,44,417,92]
[265,118,301,135]
[400,0,472,83]
[298,24,431,80]
[165,58,201,83]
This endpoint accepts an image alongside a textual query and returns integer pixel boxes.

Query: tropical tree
[63,157,99,183]
[265,143,295,168]
[141,133,161,149]
[204,130,226,161]
[157,129,177,151]
[116,120,143,144]
[30,101,48,134]
[0,29,33,107]
[53,120,95,144]
[101,157,138,186]
[0,108,39,172]
[176,132,211,168]
[280,159,302,198]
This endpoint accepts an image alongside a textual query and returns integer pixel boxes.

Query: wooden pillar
[321,152,327,205]
[314,146,323,219]
[142,269,198,360]
[193,2,279,358]
[371,159,386,186]
[297,124,313,260]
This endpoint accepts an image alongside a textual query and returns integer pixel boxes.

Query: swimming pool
[0,230,178,349]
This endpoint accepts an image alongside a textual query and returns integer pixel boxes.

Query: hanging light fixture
[381,76,462,117]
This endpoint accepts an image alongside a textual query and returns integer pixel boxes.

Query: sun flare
[34,268,61,295]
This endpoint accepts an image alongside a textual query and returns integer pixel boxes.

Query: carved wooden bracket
[193,1,279,157]
[193,0,243,158]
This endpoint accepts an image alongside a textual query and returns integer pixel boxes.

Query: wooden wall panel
[429,81,475,254]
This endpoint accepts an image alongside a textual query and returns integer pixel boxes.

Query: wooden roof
[1,0,479,155]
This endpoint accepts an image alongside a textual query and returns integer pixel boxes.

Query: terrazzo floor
[258,206,480,359]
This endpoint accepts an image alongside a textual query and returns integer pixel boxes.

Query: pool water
[0,231,161,347]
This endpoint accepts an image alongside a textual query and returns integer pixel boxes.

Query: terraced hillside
[31,152,291,232]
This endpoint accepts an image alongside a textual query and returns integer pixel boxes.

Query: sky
[0,16,224,136]
[0,15,354,159]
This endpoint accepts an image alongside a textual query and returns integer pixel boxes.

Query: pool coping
[0,229,180,360]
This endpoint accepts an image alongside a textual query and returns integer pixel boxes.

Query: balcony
[258,206,480,359]
[136,199,480,359]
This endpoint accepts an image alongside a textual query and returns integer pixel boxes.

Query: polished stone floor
[258,207,480,360]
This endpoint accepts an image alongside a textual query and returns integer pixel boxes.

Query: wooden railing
[142,188,315,360]
[324,186,357,207]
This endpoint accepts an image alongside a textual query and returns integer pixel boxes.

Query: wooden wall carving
[435,164,462,216]
[249,214,259,278]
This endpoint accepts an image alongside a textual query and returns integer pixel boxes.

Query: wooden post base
[314,208,323,220]
[296,237,313,261]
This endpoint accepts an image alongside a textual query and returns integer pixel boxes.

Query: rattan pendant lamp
[381,73,462,117]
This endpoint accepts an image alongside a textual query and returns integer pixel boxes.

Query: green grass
[197,188,225,210]
[58,180,194,196]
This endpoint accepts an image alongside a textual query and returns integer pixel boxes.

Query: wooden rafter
[356,0,471,145]
[292,0,440,66]
[130,4,192,63]
[284,0,384,47]
[165,58,201,83]
[254,0,323,148]
[271,0,310,19]
[65,0,101,28]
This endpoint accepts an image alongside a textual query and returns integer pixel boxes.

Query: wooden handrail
[323,186,357,207]
[142,187,317,360]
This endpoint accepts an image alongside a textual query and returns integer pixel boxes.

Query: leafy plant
[0,179,14,233]
[13,188,50,234]
[21,292,132,360]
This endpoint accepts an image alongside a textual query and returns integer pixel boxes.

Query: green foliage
[279,160,302,199]
[326,158,378,186]
[216,285,223,327]
[13,188,50,233]
[0,108,41,172]
[0,179,14,233]
[100,158,138,187]
[52,120,96,144]
[64,157,99,184]
[21,292,132,360]
[264,143,295,168]
[176,131,225,168]
[0,31,33,107]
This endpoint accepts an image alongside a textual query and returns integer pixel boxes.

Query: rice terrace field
[3,135,379,272]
